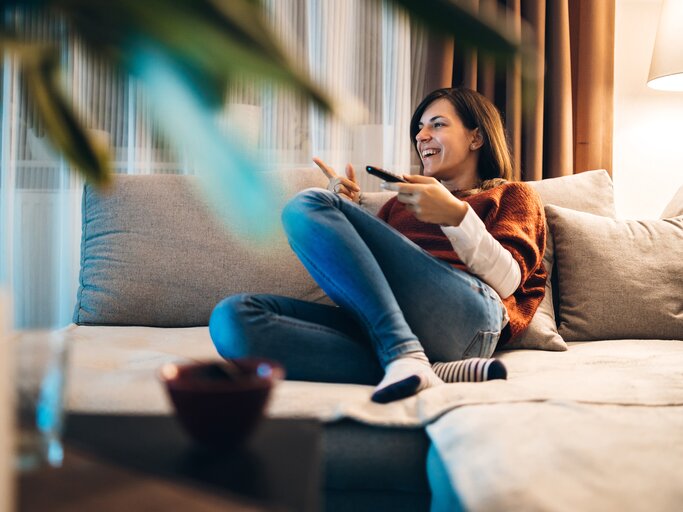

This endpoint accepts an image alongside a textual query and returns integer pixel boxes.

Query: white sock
[371,351,443,404]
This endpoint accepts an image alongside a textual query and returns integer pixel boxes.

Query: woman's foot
[432,358,507,383]
[371,352,443,404]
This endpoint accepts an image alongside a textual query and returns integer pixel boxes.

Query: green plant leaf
[16,44,111,186]
[390,0,520,58]
[55,0,334,114]
[133,46,281,241]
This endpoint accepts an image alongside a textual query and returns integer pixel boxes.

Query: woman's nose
[416,127,430,142]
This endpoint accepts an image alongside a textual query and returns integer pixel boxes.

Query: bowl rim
[159,358,284,393]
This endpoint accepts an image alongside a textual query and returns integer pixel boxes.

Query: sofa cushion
[545,205,683,341]
[66,324,683,422]
[508,170,617,351]
[74,169,329,327]
[65,322,683,510]
[661,184,683,218]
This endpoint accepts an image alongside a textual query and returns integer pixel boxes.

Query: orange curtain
[430,0,615,181]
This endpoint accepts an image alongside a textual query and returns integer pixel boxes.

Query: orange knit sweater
[377,182,547,346]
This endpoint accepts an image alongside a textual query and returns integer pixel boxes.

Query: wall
[613,0,683,219]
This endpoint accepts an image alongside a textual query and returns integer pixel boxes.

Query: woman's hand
[382,175,468,226]
[313,157,361,203]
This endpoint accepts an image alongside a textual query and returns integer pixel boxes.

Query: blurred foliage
[0,0,530,188]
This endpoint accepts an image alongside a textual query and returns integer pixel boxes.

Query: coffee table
[19,413,322,512]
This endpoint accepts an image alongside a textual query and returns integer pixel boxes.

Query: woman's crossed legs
[210,189,505,401]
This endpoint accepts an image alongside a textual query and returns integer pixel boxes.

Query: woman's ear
[470,128,484,151]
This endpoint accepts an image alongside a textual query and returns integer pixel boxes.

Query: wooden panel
[572,0,615,176]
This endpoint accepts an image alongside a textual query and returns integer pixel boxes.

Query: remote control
[365,165,407,183]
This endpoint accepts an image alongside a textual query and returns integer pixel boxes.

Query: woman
[209,87,547,404]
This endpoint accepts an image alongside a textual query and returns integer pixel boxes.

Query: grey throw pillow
[545,205,683,341]
[661,184,683,219]
[508,170,617,351]
[74,170,329,327]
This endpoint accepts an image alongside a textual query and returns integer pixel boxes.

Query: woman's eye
[433,122,444,128]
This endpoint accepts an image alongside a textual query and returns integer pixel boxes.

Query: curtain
[442,0,615,181]
[0,1,429,328]
[0,11,189,330]
[233,0,430,188]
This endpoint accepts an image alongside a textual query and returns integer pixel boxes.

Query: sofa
[66,168,683,511]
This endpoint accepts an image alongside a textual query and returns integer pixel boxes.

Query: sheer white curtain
[1,13,85,330]
[0,1,428,328]
[234,0,428,189]
[0,10,188,329]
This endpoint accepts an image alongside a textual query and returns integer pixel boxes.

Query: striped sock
[432,358,507,383]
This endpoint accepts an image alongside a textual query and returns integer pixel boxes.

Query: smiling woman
[209,87,547,405]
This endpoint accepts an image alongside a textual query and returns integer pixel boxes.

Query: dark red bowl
[159,358,284,448]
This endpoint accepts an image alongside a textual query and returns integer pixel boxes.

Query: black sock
[370,353,443,404]
[371,375,423,404]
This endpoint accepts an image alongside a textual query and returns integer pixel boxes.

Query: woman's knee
[209,293,255,358]
[281,188,334,235]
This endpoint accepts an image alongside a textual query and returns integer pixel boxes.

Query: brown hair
[409,87,513,194]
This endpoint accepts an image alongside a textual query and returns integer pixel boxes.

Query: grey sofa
[66,168,683,511]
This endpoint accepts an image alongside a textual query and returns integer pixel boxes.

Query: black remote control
[365,165,407,183]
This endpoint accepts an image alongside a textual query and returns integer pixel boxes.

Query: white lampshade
[648,0,683,91]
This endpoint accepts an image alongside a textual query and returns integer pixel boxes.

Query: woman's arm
[382,178,543,299]
[441,207,521,299]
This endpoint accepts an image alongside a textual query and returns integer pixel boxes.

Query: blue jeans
[210,188,506,385]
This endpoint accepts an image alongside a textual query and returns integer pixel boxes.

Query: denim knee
[281,188,334,238]
[209,294,254,359]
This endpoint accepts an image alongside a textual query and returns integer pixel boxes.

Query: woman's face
[415,98,480,189]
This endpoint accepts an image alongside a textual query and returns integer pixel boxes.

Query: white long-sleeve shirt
[440,205,521,299]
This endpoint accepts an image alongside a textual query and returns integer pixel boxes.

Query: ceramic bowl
[160,358,284,448]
